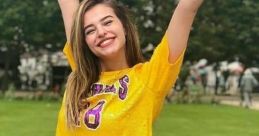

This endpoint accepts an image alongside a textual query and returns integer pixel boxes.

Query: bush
[4,83,16,100]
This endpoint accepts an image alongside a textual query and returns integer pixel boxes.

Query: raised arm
[167,0,203,63]
[58,0,80,42]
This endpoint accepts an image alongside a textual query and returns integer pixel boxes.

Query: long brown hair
[65,0,144,128]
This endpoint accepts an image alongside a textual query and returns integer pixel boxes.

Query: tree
[121,0,177,58]
[1,0,259,90]
[123,0,259,66]
[189,0,259,66]
[0,0,65,90]
[0,0,65,53]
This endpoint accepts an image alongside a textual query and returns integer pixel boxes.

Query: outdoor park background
[1,0,259,136]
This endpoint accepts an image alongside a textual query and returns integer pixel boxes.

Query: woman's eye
[104,20,112,26]
[85,29,95,35]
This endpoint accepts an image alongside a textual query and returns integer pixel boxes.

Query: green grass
[0,99,60,136]
[154,104,259,136]
[0,100,259,136]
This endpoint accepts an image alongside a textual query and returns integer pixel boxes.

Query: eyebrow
[84,15,114,32]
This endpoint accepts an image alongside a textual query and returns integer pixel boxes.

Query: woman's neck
[100,56,129,72]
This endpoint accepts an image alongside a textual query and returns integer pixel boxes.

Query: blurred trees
[1,0,258,63]
[0,0,65,53]
[0,0,64,90]
[0,0,259,89]
[127,0,259,66]
[129,0,178,58]
[119,0,259,66]
[189,0,259,66]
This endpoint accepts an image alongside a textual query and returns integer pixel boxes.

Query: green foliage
[123,0,259,65]
[0,91,3,98]
[122,0,177,58]
[0,0,65,52]
[189,0,259,66]
[0,0,258,65]
[4,83,16,100]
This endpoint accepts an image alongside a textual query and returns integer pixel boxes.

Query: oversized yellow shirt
[56,35,184,136]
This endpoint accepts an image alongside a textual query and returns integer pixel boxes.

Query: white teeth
[100,39,113,47]
[102,40,110,45]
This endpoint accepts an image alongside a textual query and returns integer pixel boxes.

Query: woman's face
[83,4,126,60]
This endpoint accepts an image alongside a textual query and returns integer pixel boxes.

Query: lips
[97,37,115,48]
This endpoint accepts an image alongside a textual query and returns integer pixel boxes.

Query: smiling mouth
[97,37,115,48]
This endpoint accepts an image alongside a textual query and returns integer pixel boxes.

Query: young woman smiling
[56,0,203,135]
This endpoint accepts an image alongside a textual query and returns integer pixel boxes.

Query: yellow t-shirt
[56,35,184,136]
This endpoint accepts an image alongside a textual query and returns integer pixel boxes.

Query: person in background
[240,69,258,108]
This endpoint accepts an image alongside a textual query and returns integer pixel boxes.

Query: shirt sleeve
[141,34,185,99]
[57,43,75,135]
[63,42,76,71]
[139,34,185,120]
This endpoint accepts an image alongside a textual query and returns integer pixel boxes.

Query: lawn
[0,99,259,136]
[154,104,259,136]
[0,100,60,136]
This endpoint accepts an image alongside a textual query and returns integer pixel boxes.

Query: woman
[56,0,203,135]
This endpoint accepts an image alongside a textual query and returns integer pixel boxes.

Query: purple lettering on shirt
[91,84,103,95]
[104,85,116,93]
[118,75,129,100]
[84,101,105,129]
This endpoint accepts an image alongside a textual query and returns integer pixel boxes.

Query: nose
[97,26,107,38]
